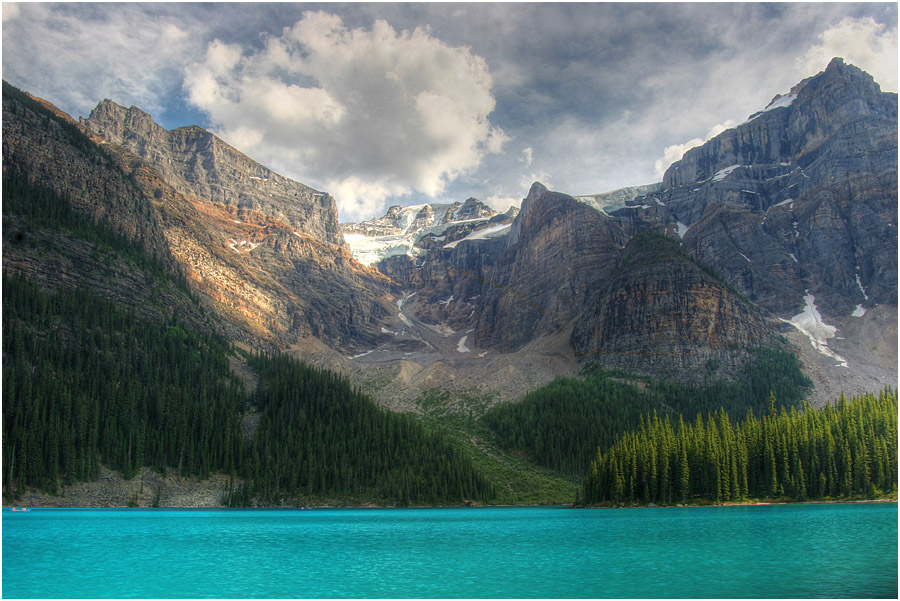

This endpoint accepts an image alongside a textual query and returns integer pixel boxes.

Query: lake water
[3,503,897,598]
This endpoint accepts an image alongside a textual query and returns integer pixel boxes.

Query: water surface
[3,503,897,598]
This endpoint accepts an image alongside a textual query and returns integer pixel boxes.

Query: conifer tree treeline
[228,354,494,506]
[484,355,810,476]
[2,272,246,492]
[580,390,898,505]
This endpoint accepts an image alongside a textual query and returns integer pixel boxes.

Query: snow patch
[351,349,374,359]
[397,292,416,328]
[764,93,798,111]
[456,335,471,353]
[711,164,741,182]
[789,253,798,263]
[443,223,511,249]
[779,293,848,367]
[397,292,416,311]
[855,273,869,300]
[770,198,794,209]
[852,305,867,318]
[676,222,689,239]
[742,93,797,125]
[739,252,752,263]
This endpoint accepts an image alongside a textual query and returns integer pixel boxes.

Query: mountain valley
[2,57,896,507]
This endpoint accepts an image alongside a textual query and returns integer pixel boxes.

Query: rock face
[2,85,172,266]
[571,233,773,382]
[5,83,396,352]
[474,183,629,350]
[659,57,897,316]
[82,100,346,248]
[2,82,210,332]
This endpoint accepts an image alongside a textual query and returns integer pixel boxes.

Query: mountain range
[338,57,897,404]
[1,57,896,504]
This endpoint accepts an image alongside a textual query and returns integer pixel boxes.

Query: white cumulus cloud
[800,17,898,93]
[183,11,506,222]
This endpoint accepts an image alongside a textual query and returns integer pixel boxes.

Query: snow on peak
[741,92,798,125]
[764,93,798,111]
[343,201,510,266]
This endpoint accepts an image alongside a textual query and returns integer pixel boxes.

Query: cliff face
[474,184,628,350]
[2,85,172,266]
[5,84,396,352]
[571,234,773,382]
[660,58,897,316]
[82,100,346,248]
[2,83,209,332]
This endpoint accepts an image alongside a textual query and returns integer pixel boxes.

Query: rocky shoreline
[3,467,236,508]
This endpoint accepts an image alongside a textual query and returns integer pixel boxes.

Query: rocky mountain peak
[442,197,496,223]
[83,100,347,248]
[662,58,896,190]
[507,182,549,247]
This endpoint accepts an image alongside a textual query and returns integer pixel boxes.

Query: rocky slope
[4,83,396,352]
[83,100,346,248]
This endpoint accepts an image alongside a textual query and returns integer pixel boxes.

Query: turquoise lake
[2,503,897,598]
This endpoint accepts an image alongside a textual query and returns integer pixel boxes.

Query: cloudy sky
[3,3,897,222]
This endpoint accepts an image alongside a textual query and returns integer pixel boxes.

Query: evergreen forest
[2,272,494,505]
[580,390,898,505]
[483,355,811,476]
